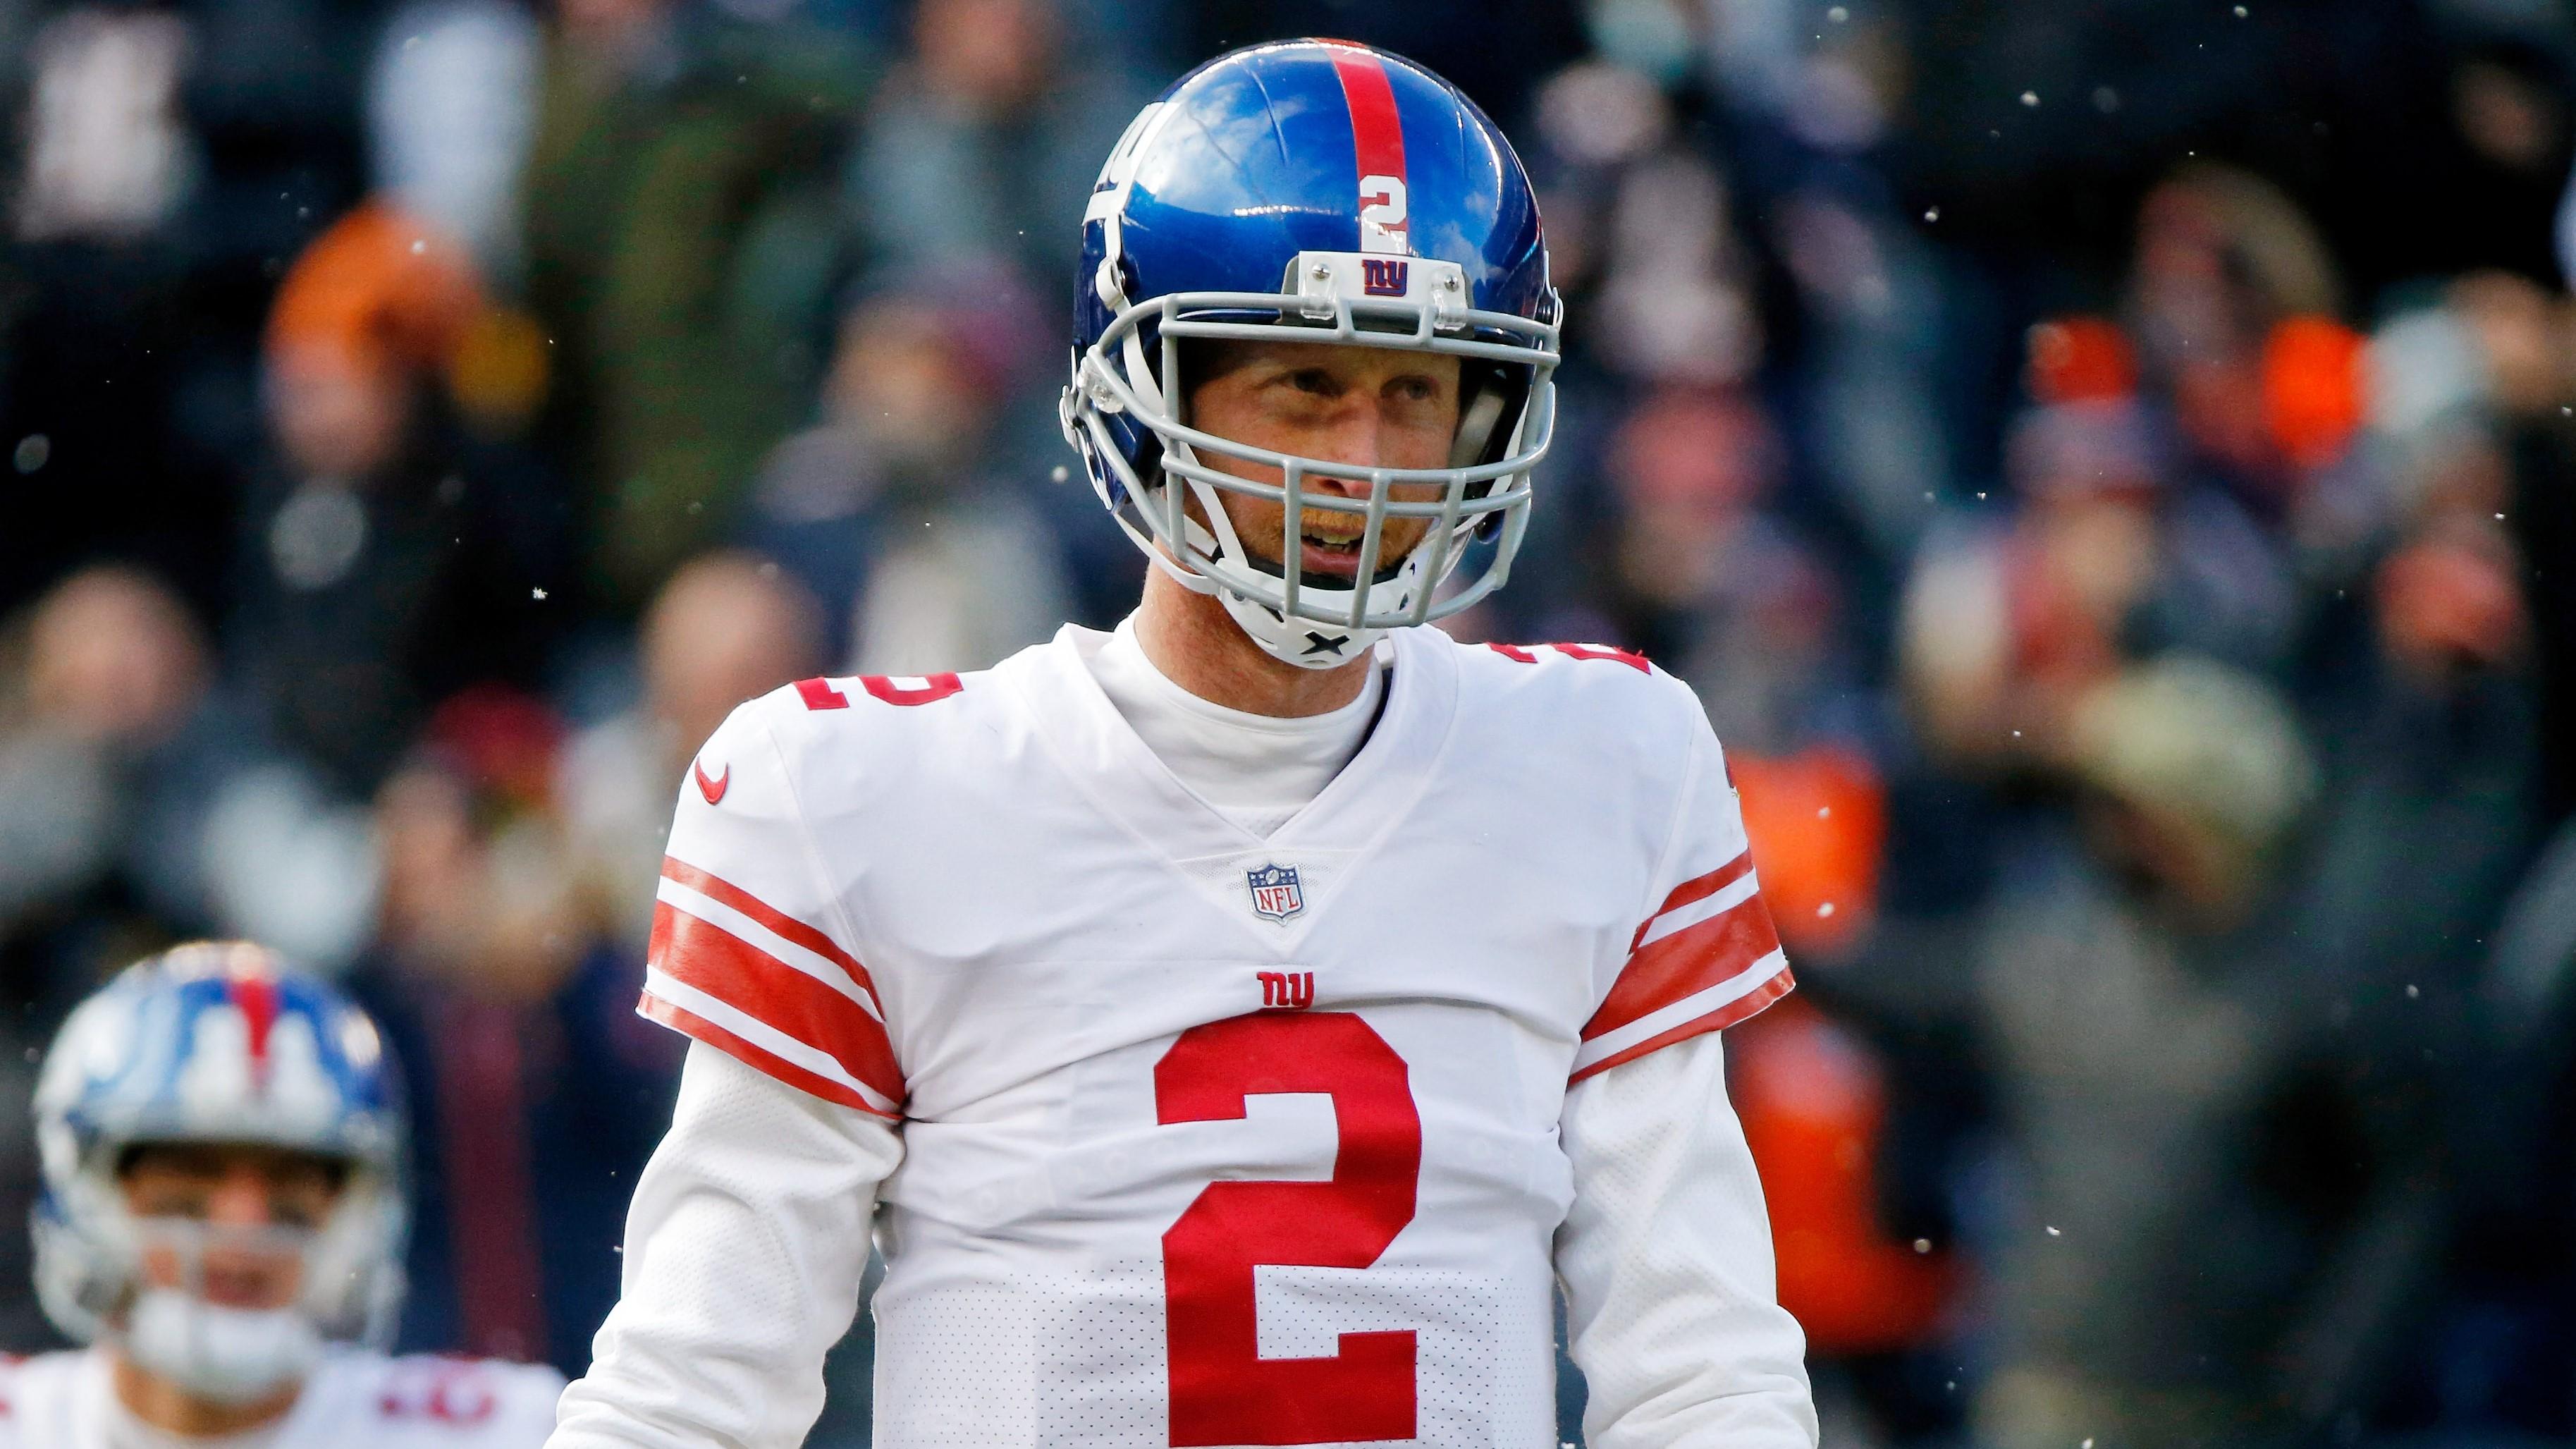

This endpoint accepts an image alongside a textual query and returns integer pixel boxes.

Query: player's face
[121,1143,347,1312]
[1187,340,1462,582]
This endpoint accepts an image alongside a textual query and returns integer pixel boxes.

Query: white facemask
[123,1288,324,1405]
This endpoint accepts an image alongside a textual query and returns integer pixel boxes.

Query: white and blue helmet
[1062,39,1562,668]
[32,942,409,1364]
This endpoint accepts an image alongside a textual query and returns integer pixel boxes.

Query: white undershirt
[1084,617,1385,838]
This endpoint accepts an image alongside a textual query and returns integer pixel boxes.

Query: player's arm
[549,1044,900,1449]
[549,698,907,1449]
[1553,714,1817,1449]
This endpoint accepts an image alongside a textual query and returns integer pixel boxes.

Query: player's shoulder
[0,1346,85,1390]
[726,664,988,748]
[1428,629,1710,755]
[723,647,1034,774]
[0,1350,90,1437]
[684,645,1035,828]
[307,1352,563,1445]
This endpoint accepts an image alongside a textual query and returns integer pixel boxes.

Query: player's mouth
[1298,529,1368,577]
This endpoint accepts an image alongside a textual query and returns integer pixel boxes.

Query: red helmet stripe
[1325,44,1408,249]
[229,971,279,1080]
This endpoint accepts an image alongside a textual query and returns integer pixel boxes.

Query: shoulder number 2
[1155,1013,1421,1445]
[795,675,964,709]
[1488,641,1651,673]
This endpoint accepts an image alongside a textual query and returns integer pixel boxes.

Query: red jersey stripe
[1629,851,1756,953]
[659,856,881,999]
[649,901,905,1102]
[1569,966,1796,1084]
[1588,890,1784,1041]
[639,992,896,1119]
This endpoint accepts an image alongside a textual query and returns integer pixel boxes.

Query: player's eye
[135,1188,214,1218]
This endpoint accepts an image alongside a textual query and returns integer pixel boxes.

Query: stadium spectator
[356,687,682,1376]
[519,0,871,606]
[231,202,565,795]
[745,288,1076,671]
[1973,655,2317,1449]
[844,0,1144,292]
[560,550,828,955]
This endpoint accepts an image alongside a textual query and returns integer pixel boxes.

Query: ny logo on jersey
[1256,970,1315,1010]
[1360,257,1409,296]
[1246,863,1306,922]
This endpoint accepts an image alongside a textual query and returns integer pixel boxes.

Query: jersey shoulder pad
[353,1353,565,1443]
[1448,634,1707,769]
[750,666,986,739]
[676,660,995,843]
[0,1352,84,1440]
[732,661,1006,795]
[1452,635,1674,704]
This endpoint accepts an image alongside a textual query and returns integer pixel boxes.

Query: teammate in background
[2,941,563,1445]
[556,38,1817,1449]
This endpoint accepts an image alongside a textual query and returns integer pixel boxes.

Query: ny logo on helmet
[1361,258,1409,297]
[1246,864,1306,923]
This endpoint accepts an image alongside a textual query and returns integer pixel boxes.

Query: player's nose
[1303,412,1394,498]
[206,1166,280,1228]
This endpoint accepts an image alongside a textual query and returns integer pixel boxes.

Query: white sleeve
[548,1042,904,1449]
[1554,1029,1817,1449]
[1571,714,1791,1086]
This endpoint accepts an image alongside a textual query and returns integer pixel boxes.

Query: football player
[554,39,1817,1449]
[4,941,563,1445]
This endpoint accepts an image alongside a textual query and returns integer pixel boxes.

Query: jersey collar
[1000,623,1461,941]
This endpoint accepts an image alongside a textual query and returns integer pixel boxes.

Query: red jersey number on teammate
[1155,1013,1421,1445]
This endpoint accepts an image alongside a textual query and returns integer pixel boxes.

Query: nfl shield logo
[1246,864,1305,923]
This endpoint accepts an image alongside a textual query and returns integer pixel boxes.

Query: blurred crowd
[4,0,2576,1445]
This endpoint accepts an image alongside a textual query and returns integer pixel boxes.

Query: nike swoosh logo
[694,759,730,805]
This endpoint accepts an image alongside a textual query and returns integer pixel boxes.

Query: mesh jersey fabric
[553,1045,901,1448]
[1557,1032,1817,1448]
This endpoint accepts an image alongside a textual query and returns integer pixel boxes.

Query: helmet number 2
[1154,1012,1421,1445]
[1358,175,1409,255]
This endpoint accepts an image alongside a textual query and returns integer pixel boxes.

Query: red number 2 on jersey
[1155,1013,1421,1446]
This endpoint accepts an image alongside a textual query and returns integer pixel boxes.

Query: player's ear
[1449,360,1524,472]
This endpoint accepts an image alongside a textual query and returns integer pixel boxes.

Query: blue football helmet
[1061,39,1562,668]
[32,942,409,1386]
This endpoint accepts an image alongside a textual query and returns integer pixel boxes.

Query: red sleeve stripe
[1628,851,1756,953]
[647,901,904,1103]
[1568,963,1794,1084]
[659,856,882,1001]
[641,965,900,1117]
[1588,884,1783,1044]
[654,873,886,1024]
[639,991,898,1120]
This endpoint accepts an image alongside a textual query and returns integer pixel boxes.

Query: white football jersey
[640,624,1792,1449]
[0,1349,563,1447]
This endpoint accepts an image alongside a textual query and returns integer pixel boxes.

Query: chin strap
[1220,591,1380,670]
[123,1290,324,1406]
